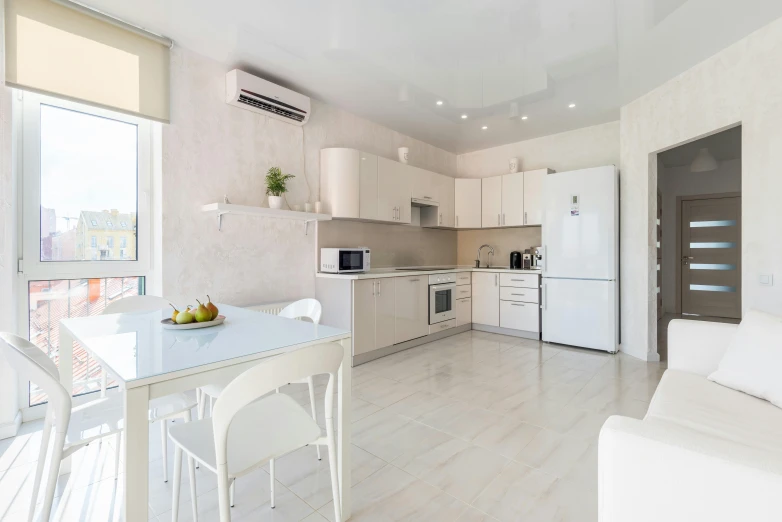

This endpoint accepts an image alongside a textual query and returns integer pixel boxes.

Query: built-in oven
[429,273,456,324]
[320,248,370,273]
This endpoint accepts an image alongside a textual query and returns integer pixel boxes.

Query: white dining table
[58,304,352,521]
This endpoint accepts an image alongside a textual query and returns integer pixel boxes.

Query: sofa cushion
[646,370,782,453]
[707,309,782,408]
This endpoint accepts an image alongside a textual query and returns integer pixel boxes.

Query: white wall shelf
[202,202,331,234]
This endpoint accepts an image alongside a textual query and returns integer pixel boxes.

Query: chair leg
[182,410,198,469]
[40,430,66,522]
[160,420,168,482]
[326,419,342,522]
[114,430,122,480]
[28,413,52,522]
[188,456,198,522]
[229,479,235,508]
[307,377,321,460]
[171,446,183,522]
[269,458,275,509]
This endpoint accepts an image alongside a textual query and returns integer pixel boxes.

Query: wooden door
[352,279,376,355]
[455,178,481,228]
[501,172,524,227]
[481,176,502,227]
[681,196,741,318]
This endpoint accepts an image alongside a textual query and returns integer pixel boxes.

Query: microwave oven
[320,248,371,273]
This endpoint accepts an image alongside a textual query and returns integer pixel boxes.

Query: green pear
[194,299,212,322]
[206,295,219,320]
[175,309,194,324]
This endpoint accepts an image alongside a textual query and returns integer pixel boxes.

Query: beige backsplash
[317,220,457,268]
[457,227,542,267]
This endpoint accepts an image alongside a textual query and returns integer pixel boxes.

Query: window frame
[20,92,151,279]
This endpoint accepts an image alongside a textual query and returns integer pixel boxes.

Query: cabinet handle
[543,283,547,310]
[510,279,525,282]
[497,213,500,226]
[495,274,498,286]
[377,281,381,296]
[524,211,527,225]
[511,293,525,296]
[511,303,525,307]
[456,215,459,227]
[423,196,432,199]
[502,213,505,225]
[372,281,376,296]
[460,289,469,294]
[409,278,420,282]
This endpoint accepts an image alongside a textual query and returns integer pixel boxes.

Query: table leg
[58,325,74,475]
[124,385,150,521]
[337,336,352,520]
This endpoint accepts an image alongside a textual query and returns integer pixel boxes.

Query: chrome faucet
[476,244,495,268]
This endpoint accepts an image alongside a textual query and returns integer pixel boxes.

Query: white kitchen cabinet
[456,272,471,286]
[394,275,429,343]
[359,152,379,220]
[481,176,502,228]
[500,273,539,288]
[411,167,437,202]
[501,172,524,227]
[471,271,499,326]
[456,297,472,326]
[500,300,539,332]
[378,156,411,223]
[522,168,553,225]
[321,148,362,218]
[352,278,396,356]
[455,285,472,300]
[436,174,455,227]
[455,178,481,228]
[500,286,539,303]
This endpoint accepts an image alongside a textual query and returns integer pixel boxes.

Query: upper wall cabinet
[522,168,554,226]
[411,167,438,203]
[479,168,555,228]
[501,172,524,227]
[321,148,411,224]
[481,176,503,228]
[420,172,455,228]
[455,178,482,228]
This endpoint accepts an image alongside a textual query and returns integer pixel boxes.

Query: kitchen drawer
[500,273,539,289]
[455,285,472,299]
[430,318,457,334]
[456,272,471,286]
[500,286,538,303]
[500,300,540,332]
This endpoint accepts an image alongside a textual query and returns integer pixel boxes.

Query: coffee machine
[530,246,543,269]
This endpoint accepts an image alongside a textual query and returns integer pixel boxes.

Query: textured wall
[456,122,620,178]
[659,159,741,313]
[620,17,782,360]
[457,228,542,267]
[162,47,456,306]
[317,220,456,268]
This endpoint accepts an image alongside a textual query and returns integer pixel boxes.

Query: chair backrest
[103,295,171,315]
[278,298,322,324]
[0,333,71,431]
[211,342,344,463]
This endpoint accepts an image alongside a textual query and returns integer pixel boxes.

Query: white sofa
[598,319,782,522]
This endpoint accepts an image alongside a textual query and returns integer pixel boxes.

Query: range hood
[411,197,439,207]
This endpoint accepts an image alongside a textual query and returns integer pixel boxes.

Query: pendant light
[690,148,718,172]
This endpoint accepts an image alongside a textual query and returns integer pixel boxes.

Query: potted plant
[265,167,294,209]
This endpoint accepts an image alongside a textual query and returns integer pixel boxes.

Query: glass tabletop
[59,304,350,383]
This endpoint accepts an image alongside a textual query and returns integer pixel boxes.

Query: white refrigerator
[541,166,619,353]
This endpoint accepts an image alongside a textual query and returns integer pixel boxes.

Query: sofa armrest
[599,416,782,522]
[667,319,737,376]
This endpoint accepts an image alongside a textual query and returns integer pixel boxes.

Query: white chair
[198,299,324,454]
[168,342,344,522]
[102,295,199,482]
[0,333,124,522]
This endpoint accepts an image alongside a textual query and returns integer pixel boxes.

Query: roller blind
[4,0,170,123]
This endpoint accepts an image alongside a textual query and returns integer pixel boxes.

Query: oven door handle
[430,283,456,291]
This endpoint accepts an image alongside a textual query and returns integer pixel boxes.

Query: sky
[40,104,137,233]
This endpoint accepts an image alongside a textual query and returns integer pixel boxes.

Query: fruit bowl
[161,315,226,330]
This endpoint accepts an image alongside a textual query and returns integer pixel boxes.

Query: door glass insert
[690,263,737,270]
[434,288,452,314]
[689,284,736,292]
[689,242,736,249]
[689,220,737,227]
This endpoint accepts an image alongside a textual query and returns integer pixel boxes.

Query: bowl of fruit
[162,296,225,330]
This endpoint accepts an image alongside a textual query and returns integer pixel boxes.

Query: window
[18,92,153,408]
[120,236,127,248]
[121,221,127,228]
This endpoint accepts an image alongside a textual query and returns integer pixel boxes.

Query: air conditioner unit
[226,69,310,126]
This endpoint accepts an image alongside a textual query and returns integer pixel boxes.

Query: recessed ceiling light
[521,115,528,120]
[568,103,576,108]
[436,100,443,106]
[482,126,488,130]
[461,114,468,119]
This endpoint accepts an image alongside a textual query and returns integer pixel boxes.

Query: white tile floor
[0,330,666,522]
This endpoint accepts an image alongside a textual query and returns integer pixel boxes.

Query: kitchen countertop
[315,265,542,280]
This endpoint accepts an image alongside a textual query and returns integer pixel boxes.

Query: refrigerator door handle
[542,283,547,310]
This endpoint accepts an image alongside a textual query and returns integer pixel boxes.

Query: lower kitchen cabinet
[352,278,395,356]
[472,272,500,326]
[500,300,539,332]
[395,275,429,343]
[456,297,471,326]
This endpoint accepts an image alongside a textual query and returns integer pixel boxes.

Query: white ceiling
[658,126,742,168]
[86,0,782,153]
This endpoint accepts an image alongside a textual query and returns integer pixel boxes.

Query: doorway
[655,126,742,359]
